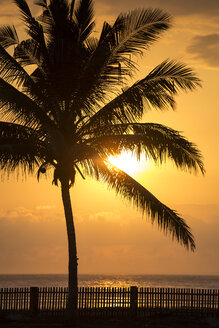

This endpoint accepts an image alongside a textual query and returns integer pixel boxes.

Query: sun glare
[107,151,150,176]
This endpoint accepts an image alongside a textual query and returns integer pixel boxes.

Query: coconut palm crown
[0,0,205,313]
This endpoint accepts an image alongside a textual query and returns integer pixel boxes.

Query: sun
[107,151,150,176]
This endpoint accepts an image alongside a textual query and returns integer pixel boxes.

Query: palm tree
[0,0,204,317]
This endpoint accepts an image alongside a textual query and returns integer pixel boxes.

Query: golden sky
[0,0,219,275]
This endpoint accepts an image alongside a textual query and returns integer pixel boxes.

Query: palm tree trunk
[61,177,78,320]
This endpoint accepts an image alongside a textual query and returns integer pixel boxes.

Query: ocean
[0,274,219,289]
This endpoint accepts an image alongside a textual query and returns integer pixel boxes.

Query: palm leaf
[40,0,70,36]
[74,0,95,42]
[0,25,19,49]
[82,59,201,127]
[0,121,44,142]
[87,123,205,174]
[85,37,99,54]
[113,8,171,54]
[14,0,48,63]
[13,0,32,21]
[69,0,75,21]
[72,8,171,104]
[0,121,46,174]
[146,59,202,92]
[0,43,46,105]
[0,78,59,130]
[14,39,43,68]
[80,157,195,251]
[0,43,33,88]
[68,9,171,118]
[15,0,45,46]
[0,78,41,126]
[89,8,172,76]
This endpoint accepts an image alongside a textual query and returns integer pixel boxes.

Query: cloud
[0,207,68,274]
[0,205,219,275]
[95,0,219,17]
[89,211,122,222]
[2,0,219,18]
[186,34,219,67]
[3,0,219,29]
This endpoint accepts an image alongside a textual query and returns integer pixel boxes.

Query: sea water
[0,274,219,289]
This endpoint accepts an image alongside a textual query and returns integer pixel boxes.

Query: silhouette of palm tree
[0,0,204,317]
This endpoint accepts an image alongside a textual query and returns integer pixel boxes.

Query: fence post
[130,286,138,318]
[30,287,39,317]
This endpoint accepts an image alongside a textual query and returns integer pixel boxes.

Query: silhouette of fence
[0,286,219,318]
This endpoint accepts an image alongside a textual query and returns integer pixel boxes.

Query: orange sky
[0,0,218,275]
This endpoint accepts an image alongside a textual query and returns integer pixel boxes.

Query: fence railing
[0,286,219,318]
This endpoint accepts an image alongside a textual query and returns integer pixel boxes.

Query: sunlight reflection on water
[0,274,219,289]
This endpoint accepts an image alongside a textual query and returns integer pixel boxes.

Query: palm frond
[68,9,171,115]
[91,8,171,77]
[107,8,171,61]
[84,37,98,54]
[82,8,171,83]
[15,0,47,47]
[40,0,69,36]
[14,0,48,63]
[13,0,32,21]
[87,123,205,174]
[82,59,201,128]
[0,78,41,126]
[67,19,130,115]
[69,0,75,21]
[0,43,31,87]
[0,121,46,175]
[26,20,48,61]
[0,78,58,130]
[0,121,43,141]
[81,157,195,251]
[0,42,46,102]
[147,59,202,92]
[0,25,19,49]
[74,0,95,42]
[70,143,98,163]
[14,39,43,68]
